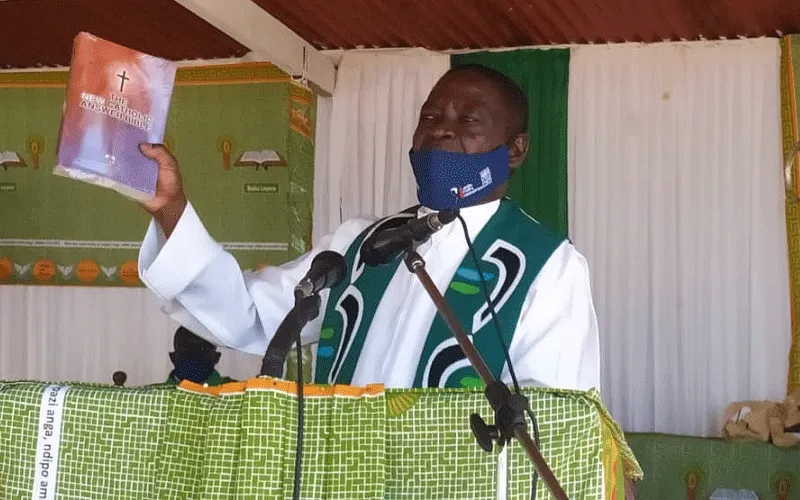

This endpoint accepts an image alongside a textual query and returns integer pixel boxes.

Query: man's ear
[508,132,530,170]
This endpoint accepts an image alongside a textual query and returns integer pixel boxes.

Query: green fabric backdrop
[0,64,314,286]
[451,49,570,238]
[626,433,799,499]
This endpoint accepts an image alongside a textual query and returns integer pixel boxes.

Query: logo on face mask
[450,168,493,199]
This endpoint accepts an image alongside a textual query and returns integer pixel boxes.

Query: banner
[780,36,800,393]
[626,433,798,499]
[0,63,315,286]
[451,49,570,239]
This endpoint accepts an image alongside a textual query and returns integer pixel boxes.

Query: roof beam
[172,0,336,95]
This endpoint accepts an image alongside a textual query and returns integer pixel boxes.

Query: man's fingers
[139,143,177,168]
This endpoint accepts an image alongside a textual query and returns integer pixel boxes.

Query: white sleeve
[504,240,601,391]
[138,201,369,355]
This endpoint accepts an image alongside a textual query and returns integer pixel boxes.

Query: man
[165,326,234,386]
[137,64,599,390]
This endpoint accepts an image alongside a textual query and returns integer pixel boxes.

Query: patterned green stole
[314,199,564,388]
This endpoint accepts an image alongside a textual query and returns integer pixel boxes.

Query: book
[234,149,286,170]
[0,151,25,170]
[53,32,177,202]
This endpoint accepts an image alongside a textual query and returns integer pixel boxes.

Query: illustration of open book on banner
[53,32,177,202]
[234,149,286,170]
[0,151,25,170]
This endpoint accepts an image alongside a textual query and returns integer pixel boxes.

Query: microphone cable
[285,292,320,500]
[292,326,305,500]
[261,250,345,500]
[456,214,541,500]
[288,290,323,500]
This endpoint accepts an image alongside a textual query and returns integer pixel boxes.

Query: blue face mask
[409,145,510,210]
[170,355,216,383]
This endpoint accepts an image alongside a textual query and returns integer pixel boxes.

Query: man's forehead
[425,70,505,107]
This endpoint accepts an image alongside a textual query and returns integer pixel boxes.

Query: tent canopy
[1,0,798,93]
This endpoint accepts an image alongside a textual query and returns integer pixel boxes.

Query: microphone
[261,250,347,378]
[294,250,347,300]
[361,209,459,267]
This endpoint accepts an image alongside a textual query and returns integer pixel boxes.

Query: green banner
[626,433,799,499]
[0,63,314,286]
[451,49,570,239]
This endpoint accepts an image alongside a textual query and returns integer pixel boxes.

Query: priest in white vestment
[137,64,601,391]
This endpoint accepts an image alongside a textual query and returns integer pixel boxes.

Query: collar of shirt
[415,200,501,250]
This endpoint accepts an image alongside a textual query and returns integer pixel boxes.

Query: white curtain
[315,49,449,236]
[0,286,262,386]
[313,95,333,241]
[568,39,791,436]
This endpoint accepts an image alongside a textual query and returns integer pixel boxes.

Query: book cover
[53,32,177,202]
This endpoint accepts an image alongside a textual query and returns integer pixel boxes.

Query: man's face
[171,334,221,366]
[412,70,510,155]
[169,349,221,366]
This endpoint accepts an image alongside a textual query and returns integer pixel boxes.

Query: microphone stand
[260,293,321,378]
[259,291,322,500]
[403,248,568,500]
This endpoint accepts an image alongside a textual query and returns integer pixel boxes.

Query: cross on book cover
[53,32,177,202]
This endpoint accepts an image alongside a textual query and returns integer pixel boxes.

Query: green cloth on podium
[0,379,641,499]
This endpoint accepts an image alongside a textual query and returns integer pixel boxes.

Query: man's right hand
[139,143,187,238]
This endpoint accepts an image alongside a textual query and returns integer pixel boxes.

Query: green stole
[314,199,564,388]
